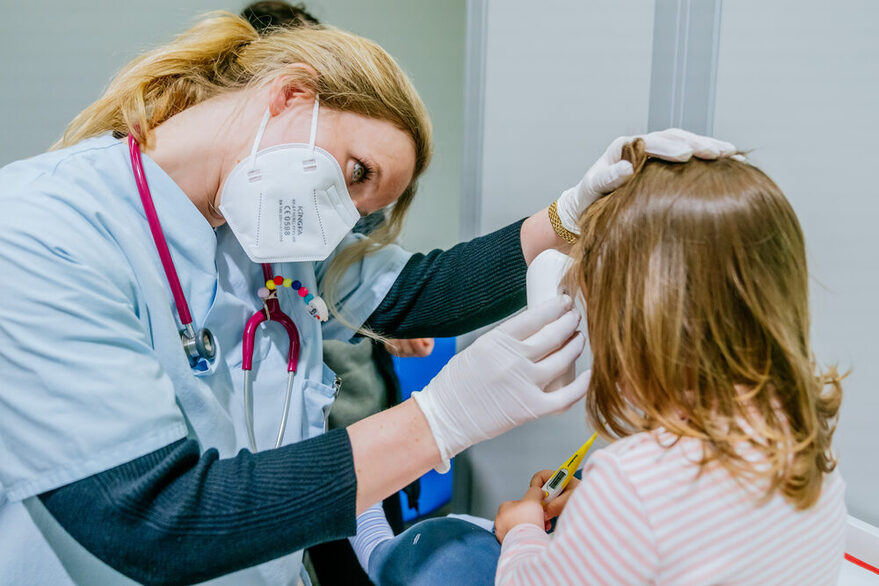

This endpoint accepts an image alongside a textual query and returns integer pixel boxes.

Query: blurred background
[2,0,877,530]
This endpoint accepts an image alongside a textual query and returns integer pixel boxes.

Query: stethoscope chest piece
[181,323,217,368]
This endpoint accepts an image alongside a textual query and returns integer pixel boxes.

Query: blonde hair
[568,140,842,509]
[55,12,432,327]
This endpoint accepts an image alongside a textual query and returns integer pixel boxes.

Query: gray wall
[0,0,465,253]
[713,0,879,527]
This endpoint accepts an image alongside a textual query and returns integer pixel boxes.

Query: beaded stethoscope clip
[258,275,329,323]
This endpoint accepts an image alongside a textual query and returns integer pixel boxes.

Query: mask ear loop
[248,98,320,177]
[303,97,320,172]
[248,108,273,182]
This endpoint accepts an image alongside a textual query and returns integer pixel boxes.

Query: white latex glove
[412,295,589,473]
[555,128,737,233]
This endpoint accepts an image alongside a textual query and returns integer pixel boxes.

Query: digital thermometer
[541,432,599,503]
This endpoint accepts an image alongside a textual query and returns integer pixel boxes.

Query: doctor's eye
[351,159,373,184]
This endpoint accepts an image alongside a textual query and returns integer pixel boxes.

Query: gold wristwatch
[548,201,578,245]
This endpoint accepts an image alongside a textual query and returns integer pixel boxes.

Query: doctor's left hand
[411,295,589,472]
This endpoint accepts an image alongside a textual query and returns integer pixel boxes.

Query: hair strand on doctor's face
[566,140,843,511]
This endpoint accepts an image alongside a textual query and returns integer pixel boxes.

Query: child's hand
[494,486,545,544]
[383,337,434,358]
[495,469,584,543]
[530,468,582,527]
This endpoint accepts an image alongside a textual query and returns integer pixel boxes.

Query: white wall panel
[478,0,655,234]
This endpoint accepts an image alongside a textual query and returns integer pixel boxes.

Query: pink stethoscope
[129,136,300,451]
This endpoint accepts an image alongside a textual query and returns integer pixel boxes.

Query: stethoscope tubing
[128,135,195,327]
[129,134,301,452]
[244,370,295,452]
[241,263,301,451]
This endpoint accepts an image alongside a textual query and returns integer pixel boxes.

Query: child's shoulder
[597,429,704,475]
[602,428,696,457]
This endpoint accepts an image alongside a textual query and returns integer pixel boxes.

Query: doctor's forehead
[342,113,415,167]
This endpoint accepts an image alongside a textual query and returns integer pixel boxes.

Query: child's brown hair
[568,140,842,509]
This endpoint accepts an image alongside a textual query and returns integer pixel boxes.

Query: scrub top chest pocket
[303,364,342,438]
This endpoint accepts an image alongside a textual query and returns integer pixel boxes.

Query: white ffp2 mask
[219,99,360,264]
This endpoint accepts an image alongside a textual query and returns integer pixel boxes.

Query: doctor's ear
[267,63,320,116]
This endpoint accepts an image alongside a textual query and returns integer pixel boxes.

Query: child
[494,140,846,585]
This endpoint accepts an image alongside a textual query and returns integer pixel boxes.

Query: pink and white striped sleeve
[495,450,659,585]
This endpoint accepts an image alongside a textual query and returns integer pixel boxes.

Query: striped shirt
[496,431,846,585]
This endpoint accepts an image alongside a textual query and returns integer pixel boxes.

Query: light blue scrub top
[0,136,411,585]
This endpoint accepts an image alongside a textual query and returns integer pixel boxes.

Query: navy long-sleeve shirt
[40,219,528,584]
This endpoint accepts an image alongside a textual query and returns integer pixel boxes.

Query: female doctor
[0,12,734,586]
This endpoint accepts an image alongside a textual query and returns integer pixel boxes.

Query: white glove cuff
[411,390,453,474]
[555,187,583,234]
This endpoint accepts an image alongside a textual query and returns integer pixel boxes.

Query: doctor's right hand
[554,129,737,236]
[411,295,588,472]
